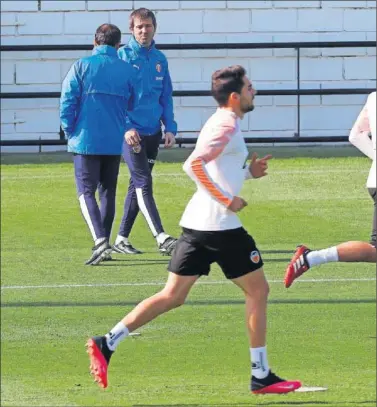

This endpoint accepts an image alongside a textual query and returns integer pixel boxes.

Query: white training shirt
[180,108,252,231]
[349,91,376,188]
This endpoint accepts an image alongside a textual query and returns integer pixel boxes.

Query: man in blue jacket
[112,8,178,256]
[60,24,135,265]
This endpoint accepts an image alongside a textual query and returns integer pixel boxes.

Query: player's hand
[228,196,248,212]
[164,132,176,148]
[125,129,141,147]
[249,152,273,178]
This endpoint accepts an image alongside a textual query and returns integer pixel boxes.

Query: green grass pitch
[1,154,376,406]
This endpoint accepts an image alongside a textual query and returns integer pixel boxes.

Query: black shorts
[168,227,264,280]
[369,188,376,247]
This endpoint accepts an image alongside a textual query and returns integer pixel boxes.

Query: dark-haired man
[87,65,302,395]
[60,24,135,265]
[112,8,178,256]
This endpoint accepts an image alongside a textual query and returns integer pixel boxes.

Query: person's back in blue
[112,8,178,257]
[60,23,135,265]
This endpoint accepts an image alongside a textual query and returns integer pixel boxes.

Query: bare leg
[87,273,199,388]
[336,241,376,263]
[123,272,199,332]
[232,268,269,347]
[285,240,376,288]
[304,241,376,268]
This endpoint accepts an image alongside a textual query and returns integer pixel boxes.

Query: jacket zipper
[147,49,151,96]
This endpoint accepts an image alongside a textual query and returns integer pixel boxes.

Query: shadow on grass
[101,257,291,267]
[263,250,295,254]
[1,298,375,308]
[101,258,169,269]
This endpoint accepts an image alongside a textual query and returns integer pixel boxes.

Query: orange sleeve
[190,157,233,207]
[183,122,236,207]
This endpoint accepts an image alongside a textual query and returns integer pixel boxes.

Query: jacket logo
[133,64,140,70]
[156,63,162,73]
[156,76,163,81]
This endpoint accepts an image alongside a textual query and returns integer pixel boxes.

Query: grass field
[1,154,376,407]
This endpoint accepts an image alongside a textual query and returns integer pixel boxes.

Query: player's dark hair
[211,65,246,106]
[94,24,121,47]
[129,8,157,30]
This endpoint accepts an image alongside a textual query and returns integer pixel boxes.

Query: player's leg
[218,229,301,394]
[233,269,301,394]
[96,155,121,260]
[98,155,121,241]
[113,177,142,254]
[86,229,208,388]
[114,140,149,254]
[87,271,199,388]
[122,272,198,332]
[285,243,376,288]
[233,269,269,348]
[73,154,110,265]
[117,134,175,254]
[144,131,177,254]
[137,133,164,238]
[285,242,376,288]
[285,194,376,287]
[336,241,376,262]
[285,188,377,287]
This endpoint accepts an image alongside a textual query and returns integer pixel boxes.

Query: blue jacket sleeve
[118,48,135,133]
[124,81,135,133]
[160,61,177,135]
[60,62,82,138]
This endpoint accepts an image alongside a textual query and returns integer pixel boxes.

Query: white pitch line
[1,278,375,290]
[0,169,367,181]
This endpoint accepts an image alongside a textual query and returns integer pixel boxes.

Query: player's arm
[183,124,235,208]
[349,101,373,160]
[60,62,82,139]
[124,65,138,135]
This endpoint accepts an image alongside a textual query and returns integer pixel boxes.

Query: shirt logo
[133,64,140,70]
[156,63,162,72]
[250,250,260,264]
[156,76,164,81]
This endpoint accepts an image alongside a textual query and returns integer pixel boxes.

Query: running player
[87,65,302,394]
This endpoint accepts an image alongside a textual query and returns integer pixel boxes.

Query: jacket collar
[92,45,118,57]
[128,36,155,56]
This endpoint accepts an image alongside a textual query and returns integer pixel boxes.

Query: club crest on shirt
[156,63,162,73]
[250,250,260,264]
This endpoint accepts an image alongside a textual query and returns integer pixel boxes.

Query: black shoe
[86,336,113,388]
[112,240,142,255]
[251,370,301,394]
[158,236,177,256]
[85,240,111,265]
